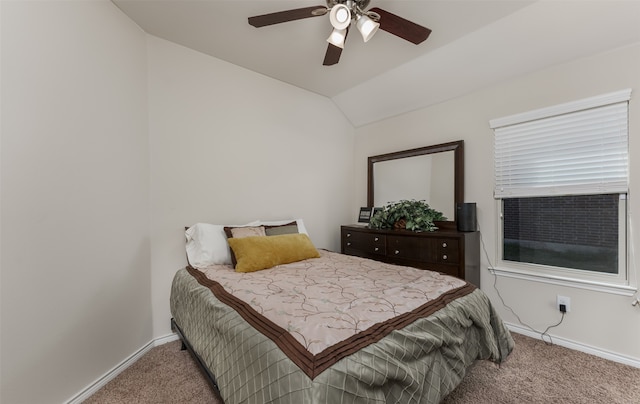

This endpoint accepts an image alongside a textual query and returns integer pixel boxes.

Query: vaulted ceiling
[113,1,640,127]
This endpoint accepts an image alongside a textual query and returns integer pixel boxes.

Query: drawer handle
[374,247,379,252]
[347,242,351,246]
[395,250,400,255]
[442,242,447,248]
[374,237,379,242]
[442,254,448,260]
[346,233,351,238]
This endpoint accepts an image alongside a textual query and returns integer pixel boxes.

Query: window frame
[490,90,634,293]
[495,195,628,288]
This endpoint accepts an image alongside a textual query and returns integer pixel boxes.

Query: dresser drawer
[387,235,435,262]
[436,238,459,264]
[342,229,386,255]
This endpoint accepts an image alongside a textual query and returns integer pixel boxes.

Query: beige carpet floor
[85,332,640,403]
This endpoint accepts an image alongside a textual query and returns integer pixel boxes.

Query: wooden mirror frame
[367,140,464,226]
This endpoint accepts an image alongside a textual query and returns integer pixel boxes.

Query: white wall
[1,3,355,400]
[0,2,151,403]
[146,36,355,337]
[354,43,640,362]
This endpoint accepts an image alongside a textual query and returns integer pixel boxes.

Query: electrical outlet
[557,295,571,312]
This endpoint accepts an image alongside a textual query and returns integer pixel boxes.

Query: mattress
[170,250,513,404]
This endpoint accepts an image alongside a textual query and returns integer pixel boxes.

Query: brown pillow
[227,233,320,273]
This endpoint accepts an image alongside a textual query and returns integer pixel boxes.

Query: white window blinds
[491,90,631,199]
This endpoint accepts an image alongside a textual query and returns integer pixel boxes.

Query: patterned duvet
[170,250,513,404]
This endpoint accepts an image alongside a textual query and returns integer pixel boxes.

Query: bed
[170,221,513,404]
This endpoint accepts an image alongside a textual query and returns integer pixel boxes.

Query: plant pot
[394,218,407,230]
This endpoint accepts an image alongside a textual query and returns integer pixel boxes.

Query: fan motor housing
[326,0,371,11]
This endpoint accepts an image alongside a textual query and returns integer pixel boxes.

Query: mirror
[367,140,464,224]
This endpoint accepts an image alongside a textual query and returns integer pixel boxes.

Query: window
[490,90,631,287]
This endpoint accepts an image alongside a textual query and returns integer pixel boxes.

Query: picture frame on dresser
[358,207,373,223]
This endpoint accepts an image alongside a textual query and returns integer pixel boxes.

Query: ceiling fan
[248,0,431,66]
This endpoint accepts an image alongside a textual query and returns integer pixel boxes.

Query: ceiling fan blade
[323,44,343,66]
[322,27,349,66]
[248,6,328,28]
[369,7,431,45]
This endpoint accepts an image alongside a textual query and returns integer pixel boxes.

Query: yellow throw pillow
[227,233,320,273]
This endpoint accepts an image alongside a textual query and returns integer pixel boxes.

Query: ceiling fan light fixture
[356,14,379,42]
[329,4,351,30]
[326,28,347,49]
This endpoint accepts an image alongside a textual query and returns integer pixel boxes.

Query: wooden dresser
[341,225,480,286]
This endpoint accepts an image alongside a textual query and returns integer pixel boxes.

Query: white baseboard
[65,333,180,404]
[153,332,180,347]
[506,322,640,369]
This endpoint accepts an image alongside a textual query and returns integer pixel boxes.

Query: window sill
[489,266,637,296]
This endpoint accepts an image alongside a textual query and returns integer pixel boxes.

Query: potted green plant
[369,200,446,232]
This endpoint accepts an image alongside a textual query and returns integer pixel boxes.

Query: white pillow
[258,219,308,235]
[185,221,259,267]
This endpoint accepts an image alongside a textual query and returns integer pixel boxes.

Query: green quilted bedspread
[170,267,513,404]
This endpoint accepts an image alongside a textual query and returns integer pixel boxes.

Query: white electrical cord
[477,220,564,345]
